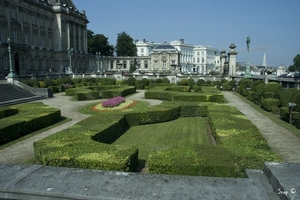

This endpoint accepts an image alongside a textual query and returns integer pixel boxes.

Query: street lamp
[68,48,74,74]
[244,35,251,78]
[96,52,101,73]
[6,37,16,83]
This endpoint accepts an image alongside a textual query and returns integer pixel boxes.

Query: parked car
[294,72,300,80]
[278,74,288,78]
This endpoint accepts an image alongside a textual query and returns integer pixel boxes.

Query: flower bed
[102,96,125,108]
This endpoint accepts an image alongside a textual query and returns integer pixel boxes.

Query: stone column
[220,50,227,75]
[228,43,238,76]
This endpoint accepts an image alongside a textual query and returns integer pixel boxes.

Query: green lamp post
[244,35,252,78]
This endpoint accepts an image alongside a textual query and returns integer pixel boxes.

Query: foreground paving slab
[264,162,300,200]
[2,162,298,200]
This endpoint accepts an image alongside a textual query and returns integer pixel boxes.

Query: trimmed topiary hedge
[0,107,18,119]
[261,98,280,111]
[207,104,281,177]
[0,102,61,144]
[279,88,299,107]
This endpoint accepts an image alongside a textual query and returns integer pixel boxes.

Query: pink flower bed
[102,96,125,108]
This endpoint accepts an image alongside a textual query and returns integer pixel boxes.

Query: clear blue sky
[72,0,300,67]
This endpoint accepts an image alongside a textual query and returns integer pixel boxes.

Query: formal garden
[3,76,300,178]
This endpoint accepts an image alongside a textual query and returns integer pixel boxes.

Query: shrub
[264,82,282,97]
[180,78,187,86]
[187,78,195,86]
[254,82,266,93]
[43,78,54,87]
[135,79,143,89]
[72,78,80,85]
[247,91,255,101]
[291,92,300,112]
[238,78,252,88]
[64,77,74,85]
[127,77,136,86]
[162,78,170,83]
[193,86,202,92]
[155,78,163,83]
[38,81,46,88]
[196,79,206,86]
[206,80,211,85]
[261,98,280,112]
[263,92,275,99]
[48,86,59,93]
[81,78,89,83]
[279,88,299,108]
[56,77,65,85]
[250,80,264,91]
[99,78,116,85]
[141,78,149,87]
[28,79,39,87]
[89,77,96,83]
[280,107,290,122]
[21,80,30,86]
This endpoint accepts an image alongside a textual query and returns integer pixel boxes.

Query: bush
[64,77,74,85]
[43,78,54,87]
[261,98,280,111]
[280,107,290,122]
[180,78,187,86]
[21,80,30,86]
[0,107,18,119]
[127,77,136,86]
[141,78,149,88]
[238,78,252,88]
[206,80,211,85]
[38,81,46,88]
[250,80,264,91]
[56,77,65,85]
[72,78,80,85]
[28,79,39,87]
[291,92,300,112]
[99,78,116,85]
[279,88,299,107]
[263,92,275,99]
[254,82,266,93]
[162,78,170,83]
[193,86,202,92]
[187,78,195,86]
[155,78,162,83]
[196,79,206,86]
[135,79,143,89]
[264,82,282,97]
[48,86,59,93]
[81,78,89,83]
[89,77,96,83]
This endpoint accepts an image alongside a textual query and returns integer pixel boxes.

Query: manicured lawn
[113,117,209,160]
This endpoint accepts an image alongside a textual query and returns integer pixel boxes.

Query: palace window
[24,32,29,45]
[144,60,148,69]
[13,29,18,43]
[23,11,27,22]
[11,7,16,19]
[0,26,5,42]
[154,60,158,68]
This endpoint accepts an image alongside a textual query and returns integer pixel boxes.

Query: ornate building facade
[0,0,89,78]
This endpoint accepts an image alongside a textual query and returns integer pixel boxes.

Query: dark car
[278,74,287,78]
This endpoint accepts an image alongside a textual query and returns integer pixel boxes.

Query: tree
[115,31,136,56]
[87,30,114,56]
[288,54,300,72]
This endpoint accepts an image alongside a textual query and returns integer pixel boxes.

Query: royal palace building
[0,0,89,78]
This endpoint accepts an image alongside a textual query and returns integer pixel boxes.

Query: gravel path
[1,90,299,164]
[222,91,300,163]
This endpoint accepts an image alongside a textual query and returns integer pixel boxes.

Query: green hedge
[145,86,223,103]
[279,88,299,107]
[148,145,240,177]
[166,86,191,92]
[280,107,290,122]
[48,86,59,93]
[75,89,100,101]
[98,78,116,85]
[0,107,18,119]
[207,104,281,177]
[261,98,280,111]
[0,102,61,144]
[100,86,136,99]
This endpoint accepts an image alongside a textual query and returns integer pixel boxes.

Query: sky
[72,0,300,67]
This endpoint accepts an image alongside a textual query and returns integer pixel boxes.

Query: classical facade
[0,0,89,78]
[170,39,194,73]
[193,45,220,74]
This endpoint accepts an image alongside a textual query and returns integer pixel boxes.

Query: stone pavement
[0,90,300,199]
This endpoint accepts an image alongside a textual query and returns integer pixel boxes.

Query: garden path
[222,91,300,163]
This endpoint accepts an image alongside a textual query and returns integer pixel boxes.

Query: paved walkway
[222,91,300,163]
[1,90,300,164]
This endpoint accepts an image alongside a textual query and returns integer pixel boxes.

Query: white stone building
[193,45,220,74]
[135,39,155,57]
[170,39,194,73]
[0,0,89,78]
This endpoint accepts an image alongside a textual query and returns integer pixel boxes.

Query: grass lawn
[113,117,209,160]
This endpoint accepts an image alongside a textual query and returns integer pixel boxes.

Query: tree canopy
[87,31,114,56]
[288,54,300,72]
[115,31,136,56]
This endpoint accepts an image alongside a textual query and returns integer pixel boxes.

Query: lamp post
[6,37,16,83]
[96,52,101,73]
[68,48,74,75]
[244,35,251,78]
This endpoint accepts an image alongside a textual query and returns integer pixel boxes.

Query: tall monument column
[228,43,238,76]
[220,50,227,75]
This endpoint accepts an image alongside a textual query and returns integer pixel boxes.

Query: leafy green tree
[115,32,136,56]
[288,54,300,72]
[87,31,114,56]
